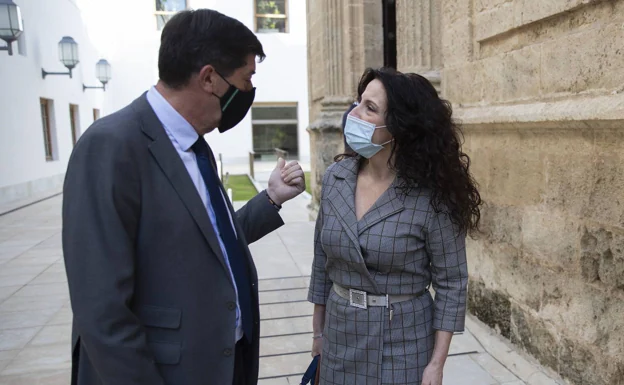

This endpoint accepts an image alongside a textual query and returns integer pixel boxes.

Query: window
[93,108,101,121]
[155,0,186,30]
[255,0,288,33]
[251,103,298,160]
[40,98,56,161]
[69,104,80,146]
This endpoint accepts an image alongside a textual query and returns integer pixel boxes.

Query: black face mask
[213,73,256,133]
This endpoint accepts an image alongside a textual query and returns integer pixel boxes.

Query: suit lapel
[327,161,360,257]
[132,94,230,275]
[327,158,380,293]
[358,178,405,234]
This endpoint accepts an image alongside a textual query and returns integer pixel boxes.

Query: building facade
[306,1,624,384]
[0,0,308,206]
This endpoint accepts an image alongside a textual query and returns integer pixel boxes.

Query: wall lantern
[42,36,80,79]
[83,59,112,91]
[0,0,23,56]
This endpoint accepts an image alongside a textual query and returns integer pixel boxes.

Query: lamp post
[42,36,80,79]
[83,59,112,91]
[0,0,23,55]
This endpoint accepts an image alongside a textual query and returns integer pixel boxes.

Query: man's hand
[267,158,305,206]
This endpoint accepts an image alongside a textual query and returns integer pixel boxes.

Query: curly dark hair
[337,67,482,234]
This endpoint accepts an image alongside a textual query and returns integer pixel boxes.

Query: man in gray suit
[62,9,305,385]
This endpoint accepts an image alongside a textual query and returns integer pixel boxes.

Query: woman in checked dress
[307,68,482,385]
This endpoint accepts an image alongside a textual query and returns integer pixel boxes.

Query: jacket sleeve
[426,205,469,333]
[235,190,284,244]
[307,169,332,305]
[62,126,166,385]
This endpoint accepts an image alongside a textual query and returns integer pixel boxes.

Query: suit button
[223,348,232,357]
[227,302,236,311]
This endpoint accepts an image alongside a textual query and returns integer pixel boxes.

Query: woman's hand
[421,361,443,385]
[311,304,326,357]
[311,335,323,357]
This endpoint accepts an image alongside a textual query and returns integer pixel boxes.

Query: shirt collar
[146,86,199,151]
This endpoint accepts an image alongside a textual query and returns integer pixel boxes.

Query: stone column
[396,0,442,90]
[306,0,383,212]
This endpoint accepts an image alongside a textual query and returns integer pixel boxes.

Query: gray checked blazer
[308,157,468,385]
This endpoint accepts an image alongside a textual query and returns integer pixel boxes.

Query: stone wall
[306,0,384,209]
[306,0,624,382]
[441,0,624,383]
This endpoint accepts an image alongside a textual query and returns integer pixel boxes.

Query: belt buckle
[349,289,367,309]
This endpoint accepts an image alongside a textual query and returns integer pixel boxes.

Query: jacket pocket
[137,305,182,329]
[149,341,181,365]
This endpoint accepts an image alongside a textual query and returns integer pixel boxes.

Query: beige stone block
[510,304,559,372]
[475,2,516,42]
[579,223,624,290]
[520,210,581,272]
[477,56,507,104]
[541,23,624,95]
[485,144,546,206]
[499,45,541,102]
[443,61,484,104]
[474,0,513,13]
[479,205,523,250]
[441,0,471,25]
[584,154,624,226]
[542,151,594,217]
[518,0,599,26]
[441,18,473,67]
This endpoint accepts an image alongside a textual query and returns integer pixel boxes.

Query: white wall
[0,0,308,205]
[200,0,310,164]
[0,0,109,203]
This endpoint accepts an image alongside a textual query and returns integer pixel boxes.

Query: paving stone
[0,327,41,351]
[260,302,314,320]
[29,325,71,347]
[14,283,69,298]
[443,355,499,385]
[259,352,310,379]
[449,329,484,355]
[261,316,313,337]
[0,369,71,385]
[259,277,310,292]
[471,353,521,383]
[0,294,67,313]
[260,288,308,304]
[260,333,312,356]
[0,308,59,329]
[0,286,22,303]
[1,342,72,375]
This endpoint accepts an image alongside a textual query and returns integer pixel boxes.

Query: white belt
[332,283,427,310]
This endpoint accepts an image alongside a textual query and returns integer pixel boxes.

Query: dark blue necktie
[191,137,253,343]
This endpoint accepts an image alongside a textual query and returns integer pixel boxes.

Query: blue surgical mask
[344,114,393,158]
